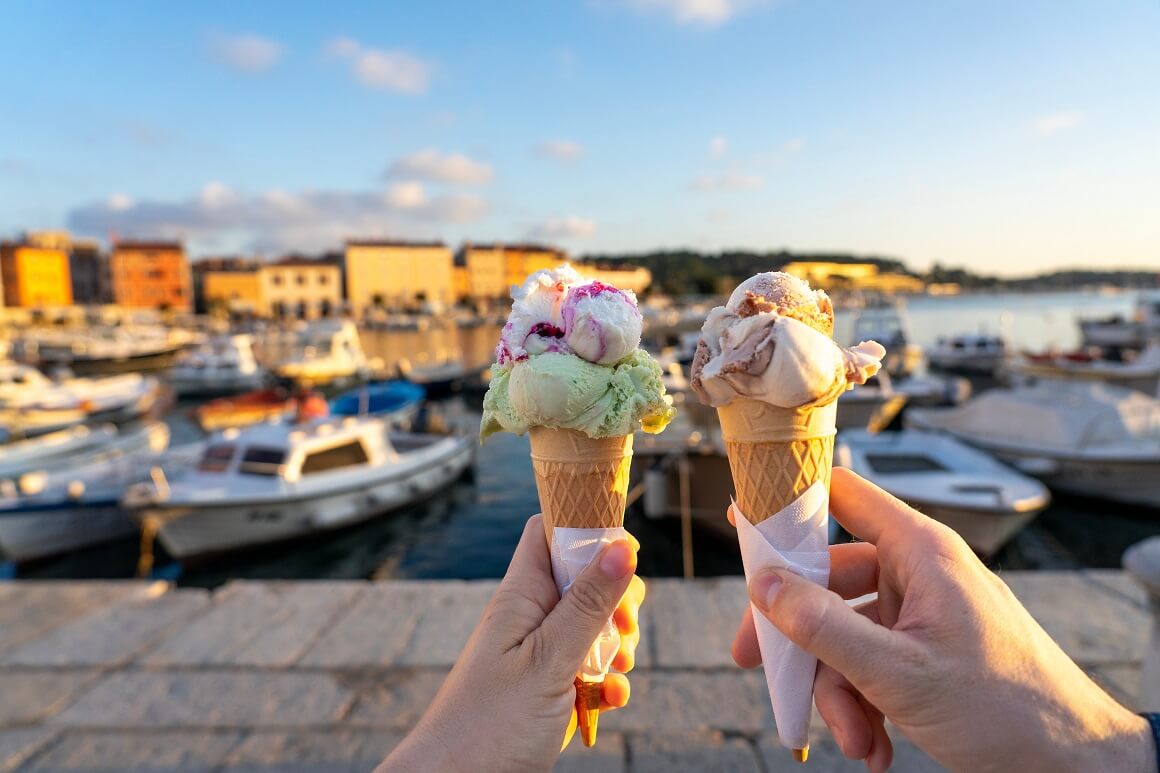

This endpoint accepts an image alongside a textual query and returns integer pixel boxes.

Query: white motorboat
[0,361,162,431]
[1012,345,1160,397]
[17,326,187,375]
[892,373,972,408]
[123,416,476,560]
[168,334,266,397]
[907,382,1160,508]
[273,320,369,386]
[850,301,924,379]
[0,427,194,563]
[1080,293,1160,350]
[837,372,908,432]
[838,429,1050,557]
[927,334,1008,376]
[0,420,169,481]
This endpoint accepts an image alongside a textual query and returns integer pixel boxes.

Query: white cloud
[527,216,598,240]
[781,137,804,153]
[535,140,585,160]
[208,33,283,74]
[709,135,728,157]
[692,173,763,191]
[1034,111,1085,135]
[622,0,766,26]
[386,149,493,185]
[325,37,432,95]
[67,183,487,253]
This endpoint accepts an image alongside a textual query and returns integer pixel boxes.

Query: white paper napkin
[550,526,628,681]
[732,481,831,750]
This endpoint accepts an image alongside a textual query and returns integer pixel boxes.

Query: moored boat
[195,388,297,431]
[168,334,266,397]
[850,301,924,379]
[123,416,476,561]
[1012,344,1160,396]
[329,381,424,427]
[273,320,369,387]
[837,373,908,432]
[907,382,1160,508]
[838,429,1050,557]
[0,361,163,430]
[398,357,488,398]
[927,334,1008,376]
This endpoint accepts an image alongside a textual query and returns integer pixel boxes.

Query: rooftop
[345,239,447,249]
[112,240,184,252]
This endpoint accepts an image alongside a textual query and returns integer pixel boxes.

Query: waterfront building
[783,260,925,294]
[200,258,341,319]
[69,239,110,305]
[109,241,191,311]
[260,258,342,319]
[0,239,73,308]
[344,240,453,314]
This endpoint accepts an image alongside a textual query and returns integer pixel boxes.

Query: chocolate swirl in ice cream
[690,272,885,409]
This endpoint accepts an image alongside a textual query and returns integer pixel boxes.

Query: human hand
[732,468,1155,773]
[380,514,645,773]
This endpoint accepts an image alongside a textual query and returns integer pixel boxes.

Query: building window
[318,274,328,285]
[296,273,306,286]
[272,275,283,286]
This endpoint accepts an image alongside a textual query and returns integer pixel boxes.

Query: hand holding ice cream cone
[691,271,884,760]
[482,264,672,746]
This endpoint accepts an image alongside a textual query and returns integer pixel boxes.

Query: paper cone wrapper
[718,399,835,753]
[529,427,633,746]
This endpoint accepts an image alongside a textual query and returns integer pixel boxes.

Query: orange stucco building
[0,242,73,307]
[109,241,191,311]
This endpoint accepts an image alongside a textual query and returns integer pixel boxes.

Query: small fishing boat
[850,301,924,379]
[0,421,169,482]
[0,362,163,429]
[168,334,266,397]
[273,320,369,387]
[1012,344,1160,397]
[195,388,297,431]
[0,426,195,563]
[329,381,424,427]
[18,327,187,375]
[838,429,1050,557]
[123,416,475,561]
[398,356,488,398]
[927,334,1008,376]
[907,382,1160,508]
[1079,293,1160,350]
[837,373,908,432]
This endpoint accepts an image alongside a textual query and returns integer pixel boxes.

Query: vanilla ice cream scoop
[562,281,643,365]
[496,265,582,365]
[690,272,884,408]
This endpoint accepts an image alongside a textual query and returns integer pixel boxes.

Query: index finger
[830,468,930,545]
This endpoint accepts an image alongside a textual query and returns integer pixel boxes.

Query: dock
[0,571,1150,772]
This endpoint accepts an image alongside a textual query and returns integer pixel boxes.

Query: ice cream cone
[529,427,633,544]
[717,399,836,524]
[529,426,633,747]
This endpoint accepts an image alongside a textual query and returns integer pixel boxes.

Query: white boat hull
[169,372,266,398]
[137,443,474,560]
[0,501,136,562]
[994,450,1160,509]
[906,501,1041,558]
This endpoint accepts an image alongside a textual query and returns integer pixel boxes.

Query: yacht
[17,326,187,375]
[1079,293,1160,350]
[838,429,1050,557]
[123,416,475,560]
[907,382,1160,508]
[1012,344,1160,397]
[927,334,1008,376]
[273,320,369,386]
[168,334,266,397]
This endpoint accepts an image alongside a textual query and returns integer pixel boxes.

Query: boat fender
[67,480,86,501]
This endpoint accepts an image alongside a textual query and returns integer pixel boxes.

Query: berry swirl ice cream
[482,265,672,440]
[690,272,885,408]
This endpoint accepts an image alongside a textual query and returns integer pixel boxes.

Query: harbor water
[14,290,1157,586]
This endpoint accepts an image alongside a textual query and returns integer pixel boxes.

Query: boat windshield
[197,444,237,473]
[299,440,369,475]
[238,446,287,477]
[865,454,948,474]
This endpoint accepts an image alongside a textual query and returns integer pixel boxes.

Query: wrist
[1067,708,1156,773]
[378,720,472,773]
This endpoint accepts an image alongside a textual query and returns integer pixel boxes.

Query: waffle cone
[718,399,836,524]
[529,427,633,544]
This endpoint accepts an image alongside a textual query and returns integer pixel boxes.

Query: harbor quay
[0,571,1151,773]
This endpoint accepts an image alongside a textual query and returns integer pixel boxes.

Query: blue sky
[1,0,1157,275]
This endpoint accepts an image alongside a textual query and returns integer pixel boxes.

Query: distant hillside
[578,250,911,296]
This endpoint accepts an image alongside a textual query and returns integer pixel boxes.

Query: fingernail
[748,571,783,612]
[600,541,635,579]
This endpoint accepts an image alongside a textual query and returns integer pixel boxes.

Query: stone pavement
[0,571,1149,773]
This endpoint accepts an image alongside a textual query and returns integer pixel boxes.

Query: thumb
[533,540,636,680]
[749,568,903,689]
